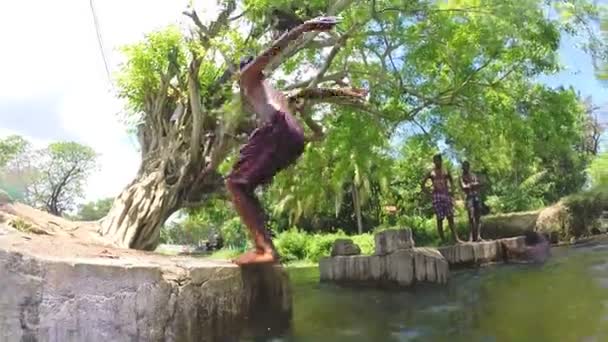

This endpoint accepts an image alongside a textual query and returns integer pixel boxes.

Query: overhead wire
[89,0,113,89]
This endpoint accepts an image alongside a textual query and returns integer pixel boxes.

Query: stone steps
[319,229,530,288]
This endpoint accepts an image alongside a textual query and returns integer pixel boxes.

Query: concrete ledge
[0,230,292,342]
[438,237,526,267]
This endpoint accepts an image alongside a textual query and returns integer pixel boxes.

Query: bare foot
[232,250,278,266]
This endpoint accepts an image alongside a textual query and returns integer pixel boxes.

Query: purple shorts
[228,111,305,187]
[432,192,454,220]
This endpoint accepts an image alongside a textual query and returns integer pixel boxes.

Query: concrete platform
[0,222,292,342]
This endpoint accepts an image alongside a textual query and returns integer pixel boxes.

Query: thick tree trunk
[100,171,179,250]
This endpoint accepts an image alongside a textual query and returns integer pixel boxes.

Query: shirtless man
[227,16,341,265]
[422,154,462,243]
[460,161,484,242]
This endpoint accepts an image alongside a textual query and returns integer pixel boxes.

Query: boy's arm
[460,175,469,190]
[240,16,340,84]
[447,170,455,193]
[421,172,431,195]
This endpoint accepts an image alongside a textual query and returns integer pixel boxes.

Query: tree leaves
[0,136,98,216]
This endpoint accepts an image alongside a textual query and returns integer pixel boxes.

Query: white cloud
[0,0,221,202]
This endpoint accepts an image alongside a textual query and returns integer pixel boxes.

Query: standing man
[422,154,462,243]
[227,16,344,265]
[460,161,484,242]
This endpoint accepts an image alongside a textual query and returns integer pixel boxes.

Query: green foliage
[588,153,608,187]
[0,135,32,201]
[117,26,187,113]
[220,217,248,249]
[0,135,28,168]
[273,228,374,263]
[76,198,113,221]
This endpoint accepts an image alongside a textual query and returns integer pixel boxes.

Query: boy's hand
[304,16,341,31]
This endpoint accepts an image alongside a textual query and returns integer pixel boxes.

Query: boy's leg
[436,215,445,242]
[447,215,462,243]
[226,123,279,265]
[226,180,277,265]
[445,195,462,243]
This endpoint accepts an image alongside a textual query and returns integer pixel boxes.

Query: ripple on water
[595,277,608,288]
[422,303,462,314]
[390,327,425,341]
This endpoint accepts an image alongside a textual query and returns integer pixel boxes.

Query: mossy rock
[536,187,608,242]
[535,202,569,243]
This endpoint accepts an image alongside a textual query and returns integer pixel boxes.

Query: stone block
[374,229,415,255]
[413,247,449,284]
[438,240,503,267]
[331,239,361,256]
[386,249,415,286]
[500,236,527,261]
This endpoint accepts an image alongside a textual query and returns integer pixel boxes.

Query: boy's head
[239,55,254,70]
[462,161,470,173]
[433,154,442,167]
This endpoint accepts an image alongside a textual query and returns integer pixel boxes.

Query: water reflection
[237,242,608,341]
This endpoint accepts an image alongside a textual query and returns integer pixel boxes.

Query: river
[238,240,608,341]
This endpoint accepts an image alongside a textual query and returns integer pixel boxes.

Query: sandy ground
[0,202,235,271]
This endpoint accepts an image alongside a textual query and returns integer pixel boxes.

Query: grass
[10,218,33,233]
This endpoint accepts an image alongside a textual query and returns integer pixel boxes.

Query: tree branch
[284,71,347,91]
[307,24,360,89]
[265,0,356,73]
[287,87,368,106]
[187,57,204,167]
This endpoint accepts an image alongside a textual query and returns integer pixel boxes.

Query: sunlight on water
[240,241,608,342]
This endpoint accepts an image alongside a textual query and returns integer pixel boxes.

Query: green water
[240,241,608,341]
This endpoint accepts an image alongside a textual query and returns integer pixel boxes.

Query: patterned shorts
[432,192,454,220]
[228,110,305,188]
[466,194,482,213]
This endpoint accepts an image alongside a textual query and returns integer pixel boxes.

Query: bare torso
[241,78,291,124]
[430,168,450,193]
[461,172,479,195]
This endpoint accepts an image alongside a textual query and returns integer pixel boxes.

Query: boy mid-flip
[227,16,342,265]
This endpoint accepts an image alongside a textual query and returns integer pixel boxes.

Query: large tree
[102,0,607,250]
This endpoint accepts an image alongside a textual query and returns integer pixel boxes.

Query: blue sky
[539,34,608,150]
[0,0,605,202]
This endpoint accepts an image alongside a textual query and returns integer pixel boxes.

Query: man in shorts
[460,161,484,242]
[227,16,342,265]
[422,154,462,243]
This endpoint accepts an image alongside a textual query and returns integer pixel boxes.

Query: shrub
[563,185,608,237]
[275,228,311,263]
[220,217,248,249]
[305,232,342,262]
[273,228,375,263]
